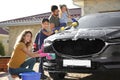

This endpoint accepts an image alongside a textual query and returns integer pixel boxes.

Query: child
[34,19,53,51]
[33,18,53,79]
[7,30,51,78]
[59,4,71,27]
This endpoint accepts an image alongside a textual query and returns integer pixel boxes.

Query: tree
[0,42,5,56]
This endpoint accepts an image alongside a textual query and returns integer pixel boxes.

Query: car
[43,12,120,80]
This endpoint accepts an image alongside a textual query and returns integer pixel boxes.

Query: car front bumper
[43,59,103,73]
[43,58,120,73]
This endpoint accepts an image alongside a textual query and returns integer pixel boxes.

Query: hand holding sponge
[38,49,52,60]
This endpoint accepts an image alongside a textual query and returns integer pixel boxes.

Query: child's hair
[42,18,49,23]
[14,30,33,48]
[59,4,69,15]
[60,4,67,10]
[51,5,58,12]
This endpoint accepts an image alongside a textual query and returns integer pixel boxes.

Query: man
[49,5,60,30]
[34,18,53,79]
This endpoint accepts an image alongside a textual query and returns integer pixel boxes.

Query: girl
[59,4,71,27]
[8,30,51,77]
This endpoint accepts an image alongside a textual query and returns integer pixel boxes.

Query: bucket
[20,72,41,80]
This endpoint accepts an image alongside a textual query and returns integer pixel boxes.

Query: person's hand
[38,49,52,60]
[38,49,43,53]
[68,15,72,18]
[46,54,52,60]
[40,53,52,60]
[48,31,53,35]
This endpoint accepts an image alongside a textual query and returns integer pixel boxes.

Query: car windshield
[77,12,120,29]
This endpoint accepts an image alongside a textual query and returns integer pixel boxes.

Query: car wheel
[49,72,66,80]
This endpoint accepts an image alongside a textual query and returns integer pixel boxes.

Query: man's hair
[51,5,58,12]
[42,18,49,23]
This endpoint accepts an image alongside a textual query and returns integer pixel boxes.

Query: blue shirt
[60,12,68,24]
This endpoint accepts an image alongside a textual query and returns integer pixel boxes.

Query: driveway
[0,63,120,80]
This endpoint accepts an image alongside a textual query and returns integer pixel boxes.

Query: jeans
[38,58,44,77]
[8,58,36,77]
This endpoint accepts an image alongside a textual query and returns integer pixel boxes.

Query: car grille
[52,38,105,56]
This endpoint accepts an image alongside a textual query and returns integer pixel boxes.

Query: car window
[77,12,120,28]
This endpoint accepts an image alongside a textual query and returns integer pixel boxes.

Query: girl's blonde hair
[14,30,33,49]
[59,4,69,15]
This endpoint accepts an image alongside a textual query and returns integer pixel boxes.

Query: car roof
[78,12,120,28]
[84,11,120,18]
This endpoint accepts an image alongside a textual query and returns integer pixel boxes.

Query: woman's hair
[14,30,33,48]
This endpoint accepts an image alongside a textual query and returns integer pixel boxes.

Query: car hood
[46,28,120,42]
[74,28,120,41]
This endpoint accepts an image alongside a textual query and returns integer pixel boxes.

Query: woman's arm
[22,47,40,58]
[22,46,52,60]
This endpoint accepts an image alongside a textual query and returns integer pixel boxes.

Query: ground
[0,63,120,80]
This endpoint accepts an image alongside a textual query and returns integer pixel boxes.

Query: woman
[8,30,51,77]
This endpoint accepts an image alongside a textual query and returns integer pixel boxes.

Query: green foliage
[0,42,5,56]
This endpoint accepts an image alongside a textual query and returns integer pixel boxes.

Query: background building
[0,27,9,55]
[73,0,120,16]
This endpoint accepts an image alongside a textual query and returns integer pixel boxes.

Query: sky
[0,0,78,22]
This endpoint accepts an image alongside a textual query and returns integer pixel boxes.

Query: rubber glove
[71,18,77,22]
[38,50,52,60]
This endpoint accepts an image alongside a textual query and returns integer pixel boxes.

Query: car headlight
[44,40,52,47]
